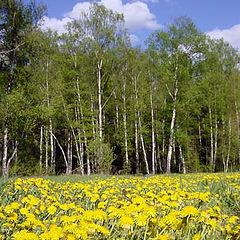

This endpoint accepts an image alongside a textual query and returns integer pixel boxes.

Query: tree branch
[0,42,25,55]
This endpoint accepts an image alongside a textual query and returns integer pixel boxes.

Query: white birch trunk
[2,127,8,179]
[67,132,73,174]
[134,74,149,174]
[122,74,129,165]
[139,114,149,175]
[45,127,49,174]
[72,107,84,175]
[235,101,240,167]
[213,118,218,172]
[84,134,91,175]
[45,60,50,174]
[209,105,214,172]
[162,118,165,172]
[179,145,186,174]
[49,119,55,174]
[166,101,177,173]
[113,90,119,129]
[225,118,232,173]
[49,131,69,174]
[150,89,156,174]
[40,125,43,174]
[135,113,139,174]
[166,67,178,173]
[97,59,103,168]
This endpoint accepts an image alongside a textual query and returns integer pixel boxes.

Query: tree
[0,0,45,179]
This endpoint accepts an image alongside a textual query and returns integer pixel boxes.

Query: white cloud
[133,0,159,3]
[41,0,161,34]
[41,16,71,34]
[123,1,161,30]
[132,0,171,3]
[65,2,91,19]
[130,34,140,45]
[207,24,240,50]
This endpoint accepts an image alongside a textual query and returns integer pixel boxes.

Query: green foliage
[87,138,115,174]
[0,1,240,177]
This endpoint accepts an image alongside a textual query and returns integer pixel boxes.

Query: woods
[0,1,240,178]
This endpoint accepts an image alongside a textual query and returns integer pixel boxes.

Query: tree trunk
[49,131,69,174]
[166,100,177,173]
[135,111,139,174]
[97,59,103,168]
[150,88,156,174]
[39,125,43,174]
[122,74,129,166]
[67,131,73,174]
[49,119,55,174]
[162,118,165,172]
[113,90,119,129]
[138,112,149,174]
[213,118,218,172]
[166,71,178,173]
[2,127,8,179]
[45,126,49,174]
[179,145,186,174]
[84,133,90,175]
[225,118,232,173]
[235,101,240,167]
[209,105,214,172]
[75,71,85,175]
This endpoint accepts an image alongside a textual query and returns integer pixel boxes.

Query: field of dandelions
[0,173,239,240]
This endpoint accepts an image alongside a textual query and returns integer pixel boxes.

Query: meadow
[0,173,239,239]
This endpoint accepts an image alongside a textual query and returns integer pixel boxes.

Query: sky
[35,0,240,49]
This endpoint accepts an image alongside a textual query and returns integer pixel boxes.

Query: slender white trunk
[198,119,202,146]
[49,119,54,174]
[209,105,214,171]
[157,142,162,172]
[45,60,50,174]
[75,71,85,175]
[2,127,18,179]
[40,125,43,174]
[213,118,218,172]
[45,127,49,174]
[2,127,8,179]
[235,101,240,167]
[12,140,18,163]
[113,90,119,129]
[134,114,139,174]
[225,118,232,173]
[134,74,149,174]
[72,107,84,175]
[138,113,149,174]
[97,59,103,167]
[67,132,73,174]
[49,131,69,174]
[122,74,129,165]
[162,118,165,172]
[150,89,156,174]
[84,134,90,175]
[166,102,176,173]
[6,145,18,174]
[134,76,139,173]
[166,69,178,173]
[179,145,186,174]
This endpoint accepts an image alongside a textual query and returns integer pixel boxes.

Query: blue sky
[36,0,240,49]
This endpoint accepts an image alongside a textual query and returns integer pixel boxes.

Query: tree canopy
[0,1,240,178]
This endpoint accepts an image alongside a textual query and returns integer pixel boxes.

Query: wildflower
[13,230,38,240]
[47,205,57,215]
[181,206,198,217]
[119,216,134,229]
